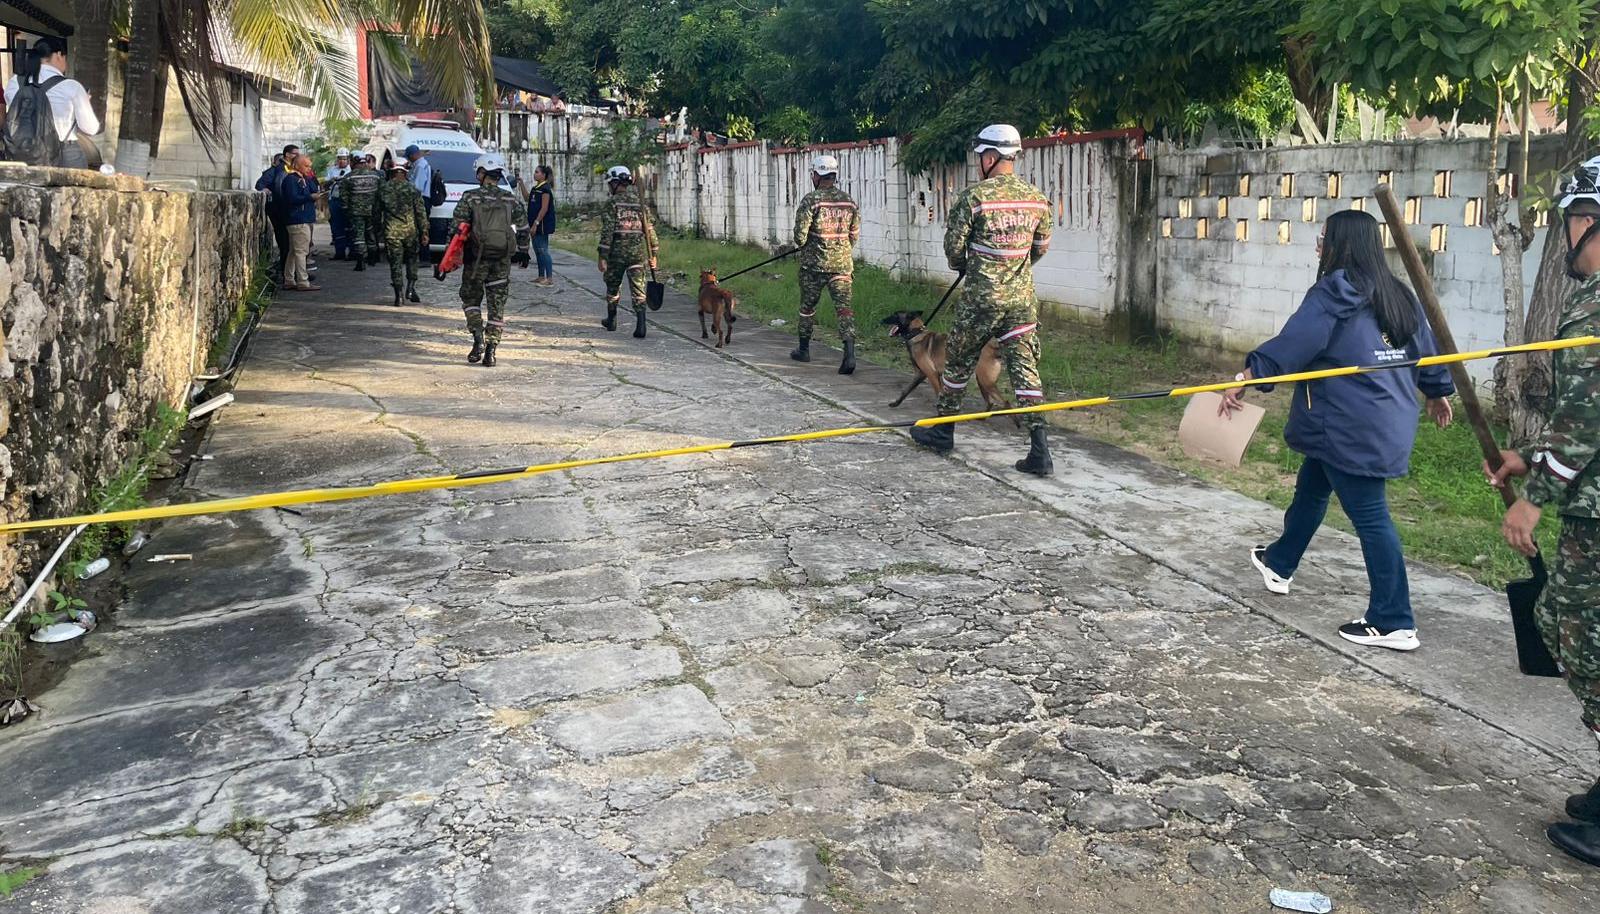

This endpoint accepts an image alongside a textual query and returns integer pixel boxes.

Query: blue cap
[404,144,421,157]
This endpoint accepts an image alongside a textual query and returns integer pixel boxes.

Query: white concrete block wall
[1155,138,1549,383]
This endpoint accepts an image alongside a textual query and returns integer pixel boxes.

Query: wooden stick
[1373,185,1517,508]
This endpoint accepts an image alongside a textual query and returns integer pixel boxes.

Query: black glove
[512,250,531,268]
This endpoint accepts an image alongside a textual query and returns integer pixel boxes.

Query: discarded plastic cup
[78,557,110,579]
[1269,889,1333,913]
[122,531,149,557]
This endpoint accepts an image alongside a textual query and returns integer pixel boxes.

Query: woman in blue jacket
[1221,209,1455,652]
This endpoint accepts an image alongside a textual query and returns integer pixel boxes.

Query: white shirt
[3,64,101,142]
[409,156,433,199]
[324,163,350,199]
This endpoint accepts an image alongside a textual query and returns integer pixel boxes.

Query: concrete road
[0,248,1595,913]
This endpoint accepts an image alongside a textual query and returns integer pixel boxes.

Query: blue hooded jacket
[1245,269,1454,479]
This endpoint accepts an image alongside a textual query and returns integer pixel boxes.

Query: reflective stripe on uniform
[973,200,1048,213]
[998,323,1038,342]
[1536,450,1581,481]
[941,375,968,390]
[1015,389,1043,398]
[969,242,1030,259]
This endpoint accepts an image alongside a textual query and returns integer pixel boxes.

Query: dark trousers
[329,200,349,257]
[270,211,290,280]
[1262,457,1414,631]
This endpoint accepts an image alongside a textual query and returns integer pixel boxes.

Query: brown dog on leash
[881,310,1009,411]
[697,270,738,348]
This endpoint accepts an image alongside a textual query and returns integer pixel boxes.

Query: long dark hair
[1318,209,1419,347]
[22,36,67,82]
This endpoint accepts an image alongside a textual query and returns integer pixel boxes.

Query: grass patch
[206,264,274,371]
[0,865,44,898]
[556,223,1553,588]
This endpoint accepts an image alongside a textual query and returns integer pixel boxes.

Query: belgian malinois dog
[881,310,1009,412]
[697,270,738,348]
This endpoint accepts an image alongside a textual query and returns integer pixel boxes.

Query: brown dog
[882,310,1009,411]
[697,270,738,348]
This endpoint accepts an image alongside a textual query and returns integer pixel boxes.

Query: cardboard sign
[1179,392,1265,467]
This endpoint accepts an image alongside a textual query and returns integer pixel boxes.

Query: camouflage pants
[461,255,511,343]
[797,269,855,343]
[1538,516,1600,747]
[937,298,1045,431]
[386,230,419,288]
[604,259,648,315]
[348,211,372,257]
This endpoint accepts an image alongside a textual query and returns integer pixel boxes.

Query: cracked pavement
[1,246,1597,913]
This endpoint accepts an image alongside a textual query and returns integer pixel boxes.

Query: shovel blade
[1507,551,1561,678]
[646,281,665,311]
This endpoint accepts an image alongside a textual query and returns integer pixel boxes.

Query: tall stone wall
[0,166,265,594]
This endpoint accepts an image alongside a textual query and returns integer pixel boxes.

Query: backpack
[473,196,515,259]
[2,75,66,166]
[428,168,447,207]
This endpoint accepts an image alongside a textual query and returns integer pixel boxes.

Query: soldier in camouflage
[788,154,861,373]
[452,153,530,368]
[909,124,1054,476]
[597,165,660,339]
[377,162,429,307]
[339,155,383,272]
[1491,155,1600,869]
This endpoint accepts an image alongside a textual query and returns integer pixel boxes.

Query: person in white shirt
[3,36,102,169]
[324,149,353,260]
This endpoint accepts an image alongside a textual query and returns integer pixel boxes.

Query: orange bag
[434,224,470,279]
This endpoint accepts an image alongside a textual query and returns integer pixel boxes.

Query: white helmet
[335,147,351,158]
[606,165,633,183]
[811,154,839,177]
[473,153,507,175]
[973,124,1023,158]
[1555,155,1600,211]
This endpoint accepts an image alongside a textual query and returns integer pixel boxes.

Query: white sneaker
[1338,619,1420,652]
[1250,546,1291,595]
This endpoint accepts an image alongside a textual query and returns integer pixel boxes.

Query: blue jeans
[532,232,552,278]
[329,200,349,257]
[1262,457,1414,631]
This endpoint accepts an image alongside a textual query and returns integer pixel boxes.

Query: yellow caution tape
[2,335,1593,535]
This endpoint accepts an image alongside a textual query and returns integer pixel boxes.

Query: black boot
[406,282,420,303]
[368,248,381,265]
[791,337,811,362]
[1548,822,1600,868]
[1015,426,1054,476]
[467,330,484,364]
[392,284,403,307]
[909,422,954,454]
[838,339,856,375]
[481,343,497,367]
[354,255,365,273]
[1568,778,1600,824]
[633,311,647,339]
[601,303,618,332]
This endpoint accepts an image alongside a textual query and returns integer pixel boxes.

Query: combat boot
[481,343,498,367]
[354,255,365,273]
[1548,822,1600,868]
[601,303,618,332]
[633,312,647,339]
[1568,777,1600,824]
[909,422,954,455]
[1015,426,1054,476]
[791,336,811,363]
[467,329,484,364]
[406,281,420,303]
[392,284,403,307]
[838,339,856,375]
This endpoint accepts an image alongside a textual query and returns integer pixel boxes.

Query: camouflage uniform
[339,164,383,261]
[453,179,529,344]
[598,186,659,315]
[793,185,860,344]
[1523,272,1600,744]
[938,173,1053,430]
[377,177,428,289]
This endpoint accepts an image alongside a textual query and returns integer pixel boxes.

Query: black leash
[718,248,797,282]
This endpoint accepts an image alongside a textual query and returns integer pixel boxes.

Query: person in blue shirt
[406,144,433,214]
[1221,209,1455,652]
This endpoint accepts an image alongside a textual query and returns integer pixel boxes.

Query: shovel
[1375,186,1560,677]
[646,268,665,311]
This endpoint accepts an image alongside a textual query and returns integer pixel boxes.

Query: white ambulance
[364,118,510,251]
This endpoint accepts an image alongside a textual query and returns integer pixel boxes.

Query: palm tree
[102,0,493,176]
